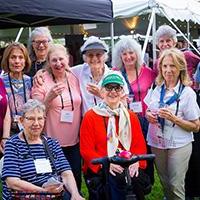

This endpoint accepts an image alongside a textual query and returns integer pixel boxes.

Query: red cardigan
[80,109,147,174]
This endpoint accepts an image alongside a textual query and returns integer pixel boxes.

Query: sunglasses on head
[104,84,123,92]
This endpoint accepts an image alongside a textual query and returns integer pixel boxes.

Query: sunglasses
[104,85,123,92]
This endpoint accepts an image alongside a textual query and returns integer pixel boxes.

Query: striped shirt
[2,134,71,200]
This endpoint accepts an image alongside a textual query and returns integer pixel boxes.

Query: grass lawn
[81,169,164,200]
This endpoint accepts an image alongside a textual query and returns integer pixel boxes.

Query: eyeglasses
[104,85,123,92]
[24,116,45,123]
[32,40,49,46]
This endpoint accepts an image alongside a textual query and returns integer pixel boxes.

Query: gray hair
[112,36,143,70]
[81,36,109,62]
[155,25,177,45]
[22,99,46,116]
[27,27,53,61]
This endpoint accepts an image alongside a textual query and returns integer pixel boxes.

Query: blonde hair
[46,44,69,73]
[156,48,191,86]
[1,42,31,73]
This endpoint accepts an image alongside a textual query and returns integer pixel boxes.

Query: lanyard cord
[52,73,74,111]
[22,132,48,160]
[90,77,97,106]
[8,73,27,115]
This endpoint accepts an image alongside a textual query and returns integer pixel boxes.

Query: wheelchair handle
[92,154,155,166]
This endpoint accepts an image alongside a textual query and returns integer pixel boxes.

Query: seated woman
[80,71,149,200]
[2,99,84,200]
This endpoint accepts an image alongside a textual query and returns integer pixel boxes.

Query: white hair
[112,36,143,70]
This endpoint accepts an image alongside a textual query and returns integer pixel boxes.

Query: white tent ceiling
[112,0,200,23]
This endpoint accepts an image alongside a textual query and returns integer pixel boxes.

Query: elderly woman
[80,71,149,200]
[145,48,200,200]
[31,44,82,191]
[2,99,84,200]
[0,78,11,156]
[153,25,200,87]
[112,36,156,184]
[71,36,111,115]
[27,27,53,77]
[1,42,32,135]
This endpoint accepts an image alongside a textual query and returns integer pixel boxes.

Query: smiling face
[48,49,69,76]
[101,83,124,109]
[85,49,105,69]
[161,55,180,87]
[32,35,50,61]
[21,108,45,139]
[157,35,176,52]
[121,50,137,69]
[8,48,25,74]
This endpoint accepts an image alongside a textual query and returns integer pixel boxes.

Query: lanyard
[8,73,27,115]
[90,77,97,105]
[121,67,141,101]
[22,132,48,160]
[52,73,74,111]
[158,83,185,131]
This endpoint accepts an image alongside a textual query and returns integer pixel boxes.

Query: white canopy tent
[111,0,200,59]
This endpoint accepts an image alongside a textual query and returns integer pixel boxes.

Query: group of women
[0,25,199,200]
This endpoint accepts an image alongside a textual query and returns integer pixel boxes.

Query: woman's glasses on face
[32,40,49,46]
[105,85,123,92]
[24,116,45,123]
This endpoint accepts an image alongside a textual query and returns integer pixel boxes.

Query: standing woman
[27,27,53,77]
[1,42,32,135]
[145,48,200,200]
[31,44,82,191]
[112,36,156,184]
[0,78,11,156]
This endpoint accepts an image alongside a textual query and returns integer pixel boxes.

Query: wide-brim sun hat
[82,42,107,54]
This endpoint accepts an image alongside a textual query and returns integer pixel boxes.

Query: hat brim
[82,43,107,54]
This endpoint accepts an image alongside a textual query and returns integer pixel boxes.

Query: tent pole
[15,27,24,42]
[159,8,200,56]
[152,9,157,64]
[110,22,114,55]
[142,7,155,61]
[29,27,32,37]
[187,21,190,49]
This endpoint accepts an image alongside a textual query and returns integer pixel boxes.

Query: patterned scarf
[92,102,132,156]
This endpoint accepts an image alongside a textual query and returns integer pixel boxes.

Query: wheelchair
[92,153,155,200]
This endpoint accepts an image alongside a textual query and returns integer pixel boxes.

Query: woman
[153,25,200,86]
[2,99,84,200]
[80,71,149,200]
[71,36,111,115]
[27,27,53,77]
[1,42,32,135]
[0,77,11,156]
[31,44,82,191]
[145,48,200,200]
[112,36,155,184]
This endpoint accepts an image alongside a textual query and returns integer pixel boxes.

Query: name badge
[60,110,74,123]
[129,101,142,113]
[34,158,52,174]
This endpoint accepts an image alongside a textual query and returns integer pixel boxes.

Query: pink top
[129,65,155,116]
[113,65,156,116]
[31,71,82,147]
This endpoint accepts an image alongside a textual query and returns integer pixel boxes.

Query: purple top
[0,78,8,138]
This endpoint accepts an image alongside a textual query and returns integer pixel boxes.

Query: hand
[129,162,139,177]
[43,183,63,194]
[33,69,45,87]
[158,107,175,122]
[86,83,102,98]
[109,163,124,176]
[46,83,66,102]
[146,109,158,124]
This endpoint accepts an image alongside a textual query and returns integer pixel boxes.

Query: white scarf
[92,102,132,156]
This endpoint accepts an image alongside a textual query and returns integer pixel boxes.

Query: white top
[144,82,200,149]
[71,63,111,115]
